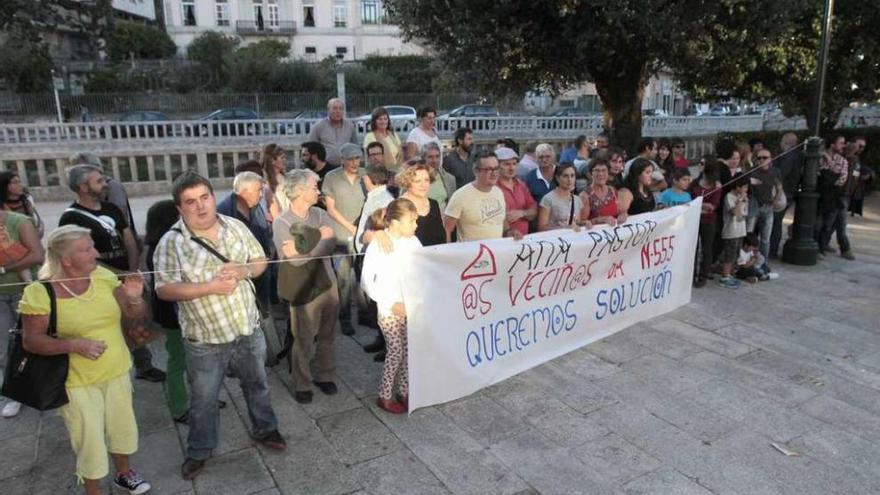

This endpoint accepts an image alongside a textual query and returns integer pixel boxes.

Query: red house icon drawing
[460,244,497,281]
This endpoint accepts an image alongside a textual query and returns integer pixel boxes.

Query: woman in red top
[580,157,627,226]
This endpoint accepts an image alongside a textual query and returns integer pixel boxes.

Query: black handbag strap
[173,228,230,263]
[568,194,576,226]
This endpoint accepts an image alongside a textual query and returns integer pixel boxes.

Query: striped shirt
[153,214,263,344]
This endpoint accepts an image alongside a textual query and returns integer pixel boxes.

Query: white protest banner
[401,198,702,412]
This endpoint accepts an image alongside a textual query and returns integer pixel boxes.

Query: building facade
[162,0,424,60]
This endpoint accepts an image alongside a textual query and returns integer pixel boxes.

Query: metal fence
[0,92,505,120]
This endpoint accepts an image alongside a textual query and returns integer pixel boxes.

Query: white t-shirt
[406,127,443,155]
[444,183,506,242]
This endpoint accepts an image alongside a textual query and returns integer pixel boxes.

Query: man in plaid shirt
[154,172,286,481]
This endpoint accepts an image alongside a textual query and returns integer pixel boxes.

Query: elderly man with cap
[496,146,537,237]
[321,143,367,335]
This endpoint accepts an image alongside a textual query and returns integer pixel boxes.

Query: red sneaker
[376,397,406,414]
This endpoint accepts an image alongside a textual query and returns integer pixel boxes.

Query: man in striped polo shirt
[154,172,286,481]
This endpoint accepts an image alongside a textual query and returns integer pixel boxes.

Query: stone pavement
[2,192,879,494]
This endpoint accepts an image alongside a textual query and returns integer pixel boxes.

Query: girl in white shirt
[360,198,422,414]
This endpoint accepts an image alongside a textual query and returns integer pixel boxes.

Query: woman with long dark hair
[0,171,44,238]
[363,107,403,171]
[260,143,287,221]
[618,158,657,216]
[656,139,676,186]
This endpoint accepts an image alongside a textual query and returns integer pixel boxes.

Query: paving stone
[667,303,733,331]
[586,329,654,364]
[797,394,880,443]
[799,316,880,354]
[316,407,403,465]
[351,449,450,495]
[650,318,754,358]
[681,351,818,407]
[368,404,530,495]
[550,346,622,380]
[129,425,191,495]
[490,391,610,448]
[570,432,662,483]
[0,473,34,495]
[677,377,825,442]
[0,402,40,442]
[275,367,364,420]
[489,430,624,495]
[622,467,714,495]
[32,428,80,495]
[620,353,715,394]
[0,433,36,481]
[594,371,740,443]
[192,448,275,495]
[440,394,530,447]
[787,427,880,493]
[624,326,704,360]
[334,334,384,399]
[174,388,253,458]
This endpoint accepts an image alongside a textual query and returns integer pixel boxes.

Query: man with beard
[301,141,337,209]
[443,127,475,189]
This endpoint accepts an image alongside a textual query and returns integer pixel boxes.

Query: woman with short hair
[396,162,446,247]
[19,225,151,494]
[580,158,626,226]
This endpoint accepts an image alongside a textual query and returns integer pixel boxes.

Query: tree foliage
[107,20,177,62]
[186,31,240,89]
[385,0,880,150]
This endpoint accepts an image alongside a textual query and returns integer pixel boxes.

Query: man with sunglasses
[444,150,523,242]
[748,150,781,268]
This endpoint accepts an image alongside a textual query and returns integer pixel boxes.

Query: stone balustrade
[0,115,788,200]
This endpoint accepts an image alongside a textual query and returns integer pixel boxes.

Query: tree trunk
[593,63,649,156]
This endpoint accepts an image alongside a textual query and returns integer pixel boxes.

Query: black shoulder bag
[2,281,69,410]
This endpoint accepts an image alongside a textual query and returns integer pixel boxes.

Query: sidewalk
[1,193,879,494]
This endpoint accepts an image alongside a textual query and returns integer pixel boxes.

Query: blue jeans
[749,204,774,261]
[183,328,278,460]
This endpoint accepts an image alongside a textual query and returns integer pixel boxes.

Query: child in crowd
[360,198,422,414]
[658,168,693,207]
[719,174,749,289]
[736,233,779,283]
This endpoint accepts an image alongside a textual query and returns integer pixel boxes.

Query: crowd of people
[0,97,874,494]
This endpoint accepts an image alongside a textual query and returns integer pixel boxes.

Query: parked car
[549,107,600,117]
[437,104,500,119]
[356,105,417,132]
[112,110,171,138]
[284,110,328,134]
[436,104,500,131]
[195,107,261,136]
[642,108,670,117]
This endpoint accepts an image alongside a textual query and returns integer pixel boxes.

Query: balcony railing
[235,20,296,36]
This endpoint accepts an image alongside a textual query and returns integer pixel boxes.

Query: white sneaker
[767,272,780,280]
[2,400,22,418]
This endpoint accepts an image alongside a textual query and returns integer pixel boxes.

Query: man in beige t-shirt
[444,151,523,242]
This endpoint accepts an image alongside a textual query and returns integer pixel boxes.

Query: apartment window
[303,0,315,27]
[333,1,347,28]
[215,0,229,26]
[305,46,317,61]
[336,46,348,59]
[362,0,380,25]
[268,0,279,28]
[253,0,265,30]
[182,0,197,26]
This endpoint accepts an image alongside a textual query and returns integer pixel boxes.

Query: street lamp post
[783,0,834,266]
